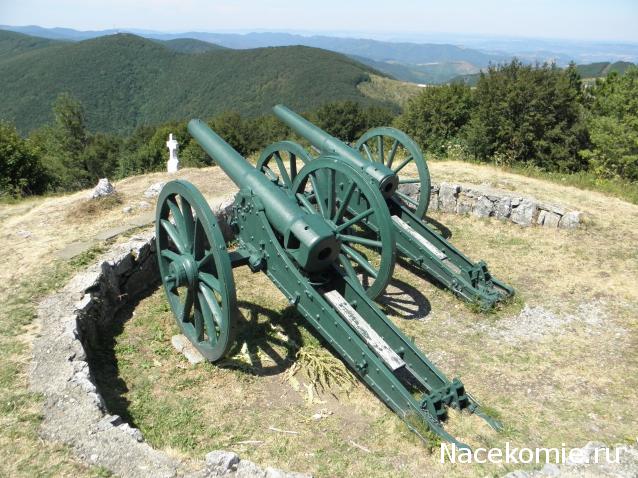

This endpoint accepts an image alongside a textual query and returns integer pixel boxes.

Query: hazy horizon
[1,0,637,43]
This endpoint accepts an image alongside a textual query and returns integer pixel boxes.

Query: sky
[1,0,638,42]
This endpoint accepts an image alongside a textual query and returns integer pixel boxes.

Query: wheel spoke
[341,244,378,278]
[273,152,292,188]
[262,165,278,182]
[161,249,181,263]
[362,143,374,162]
[197,289,217,345]
[161,219,188,254]
[199,271,222,293]
[377,135,384,163]
[193,296,204,341]
[338,253,359,282]
[290,153,298,180]
[333,180,356,223]
[296,192,316,214]
[387,139,400,168]
[327,168,335,220]
[309,174,328,218]
[338,234,382,249]
[335,207,374,232]
[393,155,414,174]
[200,283,225,340]
[167,198,185,231]
[399,178,421,184]
[180,289,194,324]
[179,197,195,253]
[396,191,419,207]
[197,249,214,268]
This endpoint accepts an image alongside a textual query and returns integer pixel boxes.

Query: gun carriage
[155,118,501,449]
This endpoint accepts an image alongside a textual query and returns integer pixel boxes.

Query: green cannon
[155,119,501,449]
[257,105,514,309]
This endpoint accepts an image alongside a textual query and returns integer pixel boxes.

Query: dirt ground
[1,160,637,477]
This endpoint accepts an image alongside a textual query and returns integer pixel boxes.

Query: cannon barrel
[188,119,339,272]
[273,105,398,197]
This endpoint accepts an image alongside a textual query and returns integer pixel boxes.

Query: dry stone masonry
[399,182,584,228]
[30,213,308,477]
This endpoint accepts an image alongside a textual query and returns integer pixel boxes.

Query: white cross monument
[166,133,180,173]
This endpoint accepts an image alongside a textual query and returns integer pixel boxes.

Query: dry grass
[66,192,124,220]
[1,161,637,477]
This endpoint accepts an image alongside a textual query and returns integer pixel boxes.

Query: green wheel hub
[156,180,238,362]
[292,156,396,299]
[256,141,312,190]
[355,127,431,217]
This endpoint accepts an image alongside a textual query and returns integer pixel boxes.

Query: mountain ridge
[0,30,393,134]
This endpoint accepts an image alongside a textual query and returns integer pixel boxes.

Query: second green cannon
[257,105,514,309]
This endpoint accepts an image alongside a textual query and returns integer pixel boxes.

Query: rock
[90,178,116,199]
[138,201,151,211]
[171,335,205,364]
[397,182,420,201]
[16,229,32,238]
[559,211,582,229]
[144,182,166,198]
[429,190,439,211]
[212,195,237,242]
[265,468,311,478]
[455,193,475,215]
[56,240,95,260]
[503,471,532,478]
[541,463,560,476]
[537,210,561,228]
[438,183,460,213]
[235,460,267,478]
[511,198,538,227]
[566,441,607,465]
[494,197,512,220]
[206,450,240,473]
[122,206,133,214]
[473,196,494,218]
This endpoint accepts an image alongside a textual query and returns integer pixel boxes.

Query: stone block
[456,193,475,215]
[473,196,494,218]
[537,209,561,228]
[495,197,512,220]
[171,335,204,364]
[559,211,582,229]
[439,182,460,213]
[511,199,538,227]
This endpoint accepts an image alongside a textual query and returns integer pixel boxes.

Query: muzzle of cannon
[260,106,515,309]
[155,119,502,450]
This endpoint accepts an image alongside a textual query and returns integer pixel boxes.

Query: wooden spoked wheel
[256,141,312,189]
[355,127,431,217]
[292,157,396,299]
[155,180,238,362]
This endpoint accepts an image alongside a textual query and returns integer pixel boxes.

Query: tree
[465,60,588,172]
[581,68,638,181]
[313,101,368,142]
[32,93,92,190]
[0,121,48,196]
[82,133,122,180]
[396,83,473,154]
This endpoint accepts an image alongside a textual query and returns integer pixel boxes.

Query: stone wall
[30,227,308,477]
[399,182,584,228]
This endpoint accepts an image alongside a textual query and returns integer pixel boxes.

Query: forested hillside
[0,31,390,134]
